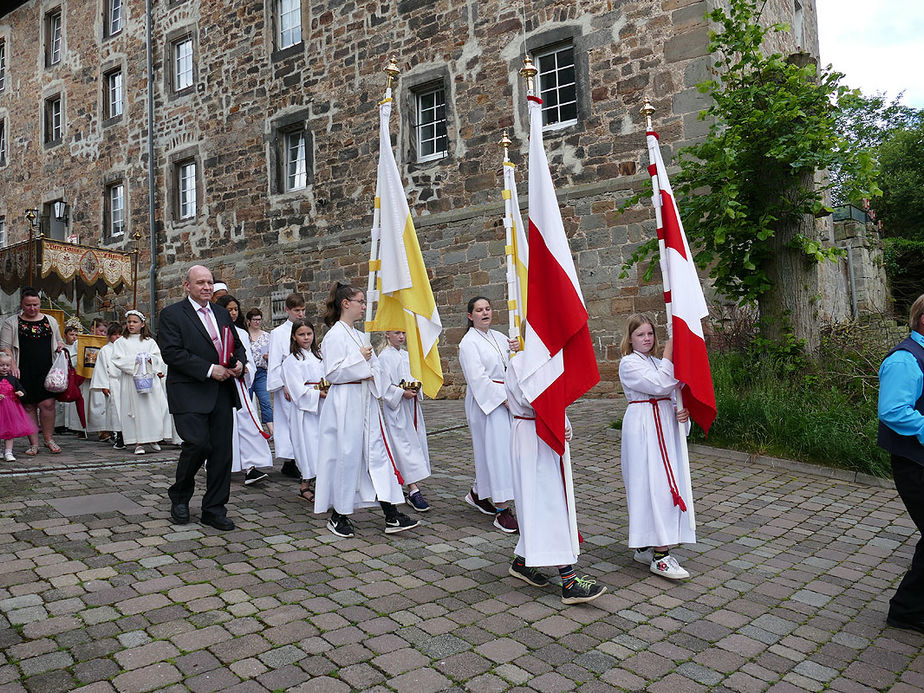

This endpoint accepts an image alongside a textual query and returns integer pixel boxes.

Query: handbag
[133,352,155,394]
[56,352,85,403]
[44,350,69,393]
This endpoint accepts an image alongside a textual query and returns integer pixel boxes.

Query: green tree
[877,119,924,240]
[628,0,881,352]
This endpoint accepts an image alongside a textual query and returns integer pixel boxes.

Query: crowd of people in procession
[0,265,698,606]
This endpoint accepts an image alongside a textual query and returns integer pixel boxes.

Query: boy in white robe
[313,283,418,538]
[266,293,305,478]
[505,353,607,604]
[88,324,123,448]
[378,330,431,512]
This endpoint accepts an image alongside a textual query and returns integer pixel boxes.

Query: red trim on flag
[672,316,717,435]
[656,228,665,240]
[647,130,659,139]
[647,163,658,177]
[663,290,671,304]
[660,190,688,260]
[527,95,544,105]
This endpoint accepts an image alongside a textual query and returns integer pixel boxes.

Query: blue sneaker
[408,490,431,512]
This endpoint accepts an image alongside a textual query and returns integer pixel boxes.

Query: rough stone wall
[1,0,824,397]
[834,218,889,317]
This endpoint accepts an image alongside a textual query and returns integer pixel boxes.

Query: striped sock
[559,566,576,590]
[653,550,669,560]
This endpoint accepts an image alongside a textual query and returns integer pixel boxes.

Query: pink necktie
[199,307,221,356]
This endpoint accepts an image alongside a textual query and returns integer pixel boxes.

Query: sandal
[44,440,62,454]
[24,446,39,456]
[297,487,314,504]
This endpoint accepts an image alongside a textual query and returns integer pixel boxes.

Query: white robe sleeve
[283,353,322,414]
[266,324,290,392]
[459,332,507,416]
[109,338,137,376]
[89,346,112,390]
[323,324,373,384]
[378,347,406,411]
[235,327,254,388]
[619,353,680,398]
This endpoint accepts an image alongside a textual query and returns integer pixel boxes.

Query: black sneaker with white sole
[327,512,355,538]
[244,468,269,485]
[508,560,550,587]
[384,512,420,534]
[561,576,607,605]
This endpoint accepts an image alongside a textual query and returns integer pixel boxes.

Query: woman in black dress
[0,288,64,455]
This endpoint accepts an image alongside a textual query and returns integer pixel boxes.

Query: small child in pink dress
[0,351,38,461]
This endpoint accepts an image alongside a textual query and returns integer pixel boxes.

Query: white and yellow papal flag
[502,157,529,346]
[369,96,444,398]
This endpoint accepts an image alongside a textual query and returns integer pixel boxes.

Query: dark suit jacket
[157,299,247,415]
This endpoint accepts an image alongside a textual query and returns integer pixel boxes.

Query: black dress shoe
[201,513,235,531]
[170,503,190,524]
[887,614,924,634]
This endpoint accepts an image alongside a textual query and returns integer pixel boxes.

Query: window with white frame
[177,160,197,219]
[46,9,62,67]
[107,0,123,37]
[285,130,307,191]
[0,39,6,92]
[107,183,125,238]
[173,37,193,92]
[415,85,448,162]
[106,69,123,119]
[535,43,577,128]
[278,0,302,50]
[45,95,62,143]
[0,118,6,167]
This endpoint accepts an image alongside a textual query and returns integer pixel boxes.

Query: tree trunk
[758,173,822,354]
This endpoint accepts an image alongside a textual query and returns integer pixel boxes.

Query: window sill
[102,115,123,128]
[272,42,303,63]
[542,119,578,133]
[43,138,62,150]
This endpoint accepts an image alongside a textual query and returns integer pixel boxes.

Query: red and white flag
[647,131,716,434]
[517,95,600,456]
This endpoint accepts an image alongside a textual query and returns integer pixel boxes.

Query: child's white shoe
[4,451,16,462]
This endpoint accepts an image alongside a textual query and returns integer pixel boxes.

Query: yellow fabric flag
[369,98,443,398]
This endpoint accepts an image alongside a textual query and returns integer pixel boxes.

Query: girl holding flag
[618,313,694,580]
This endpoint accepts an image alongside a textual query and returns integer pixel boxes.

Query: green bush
[883,237,924,317]
[688,349,889,477]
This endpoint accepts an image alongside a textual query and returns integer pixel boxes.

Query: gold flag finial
[498,129,512,159]
[384,57,400,89]
[641,99,655,131]
[520,56,538,94]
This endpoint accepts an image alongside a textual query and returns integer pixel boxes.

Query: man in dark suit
[158,265,246,530]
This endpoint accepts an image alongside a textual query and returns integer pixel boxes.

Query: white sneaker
[4,451,15,462]
[150,442,161,451]
[650,554,690,580]
[134,445,146,455]
[633,548,653,565]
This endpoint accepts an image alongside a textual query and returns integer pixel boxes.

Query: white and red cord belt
[628,397,687,512]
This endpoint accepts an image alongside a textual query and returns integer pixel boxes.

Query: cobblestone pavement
[0,400,921,693]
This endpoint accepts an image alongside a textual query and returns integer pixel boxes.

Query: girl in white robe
[618,313,694,581]
[505,353,606,605]
[216,295,273,485]
[88,327,122,441]
[281,319,325,501]
[110,311,173,454]
[458,296,518,533]
[378,331,431,511]
[313,282,418,538]
[60,327,85,434]
[266,295,307,477]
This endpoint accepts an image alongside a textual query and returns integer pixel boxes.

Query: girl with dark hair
[110,310,174,455]
[217,295,273,486]
[458,296,520,533]
[282,318,324,502]
[314,282,418,537]
[0,288,65,455]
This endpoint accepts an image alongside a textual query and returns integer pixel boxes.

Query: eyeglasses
[349,299,367,305]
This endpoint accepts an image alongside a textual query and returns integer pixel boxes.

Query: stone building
[0,0,824,395]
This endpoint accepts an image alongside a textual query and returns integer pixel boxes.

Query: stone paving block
[474,637,527,664]
[112,662,182,693]
[114,640,180,671]
[184,666,241,693]
[288,677,350,693]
